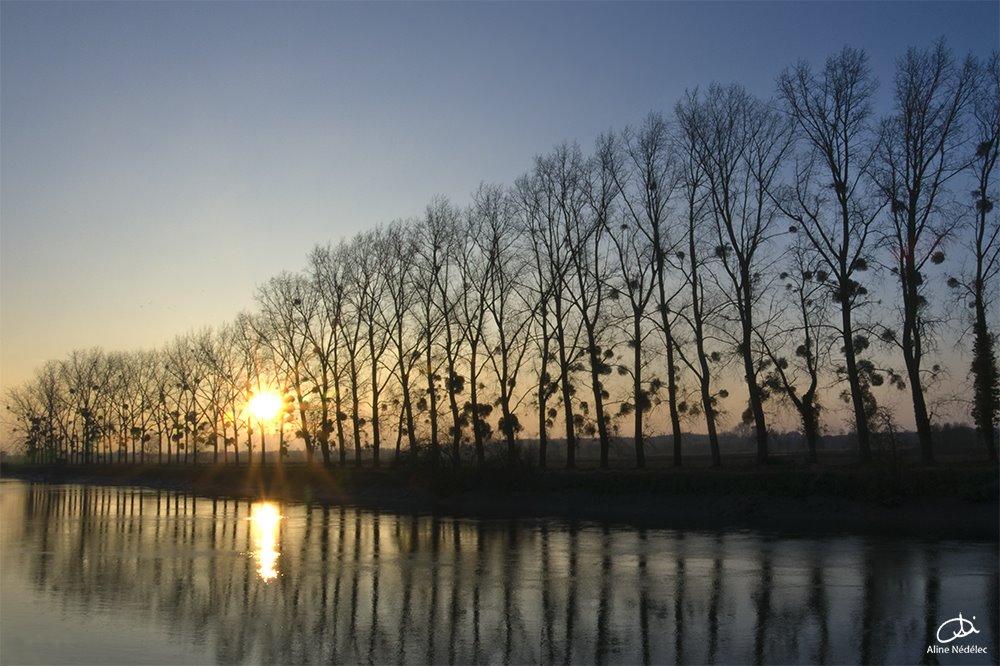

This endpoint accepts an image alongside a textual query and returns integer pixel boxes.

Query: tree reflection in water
[2,481,997,665]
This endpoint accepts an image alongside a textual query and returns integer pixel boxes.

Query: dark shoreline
[2,461,997,540]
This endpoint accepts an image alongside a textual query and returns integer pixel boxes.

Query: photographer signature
[936,613,980,644]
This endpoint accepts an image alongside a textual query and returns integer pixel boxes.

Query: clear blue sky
[2,1,998,399]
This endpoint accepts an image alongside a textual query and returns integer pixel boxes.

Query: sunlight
[249,502,281,582]
[247,391,282,424]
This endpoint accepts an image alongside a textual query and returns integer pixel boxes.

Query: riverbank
[3,461,997,539]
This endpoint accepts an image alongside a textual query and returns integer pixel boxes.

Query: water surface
[1,479,996,664]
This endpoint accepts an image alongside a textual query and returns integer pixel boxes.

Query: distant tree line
[6,42,998,467]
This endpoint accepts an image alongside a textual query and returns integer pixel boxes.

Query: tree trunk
[903,332,934,464]
[333,364,347,466]
[632,313,644,469]
[445,350,462,469]
[585,325,611,470]
[469,345,485,466]
[553,296,577,469]
[802,395,819,464]
[537,312,550,468]
[740,281,768,463]
[350,359,362,467]
[972,295,999,462]
[840,304,872,462]
[259,424,266,466]
[425,332,440,464]
[369,335,381,468]
[688,244,720,467]
[317,366,332,466]
[902,227,934,464]
[295,379,313,465]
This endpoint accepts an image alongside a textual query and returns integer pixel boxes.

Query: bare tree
[311,242,353,466]
[104,352,132,463]
[606,115,682,467]
[5,364,66,464]
[147,349,174,464]
[35,362,72,463]
[950,52,1000,461]
[163,334,215,465]
[566,140,617,469]
[674,98,725,466]
[360,230,395,468]
[255,272,317,463]
[288,276,334,466]
[777,47,882,462]
[232,312,268,464]
[458,192,497,465]
[125,350,161,464]
[379,222,422,461]
[107,350,156,464]
[683,84,793,463]
[59,348,108,464]
[476,185,535,464]
[519,147,587,469]
[876,40,976,463]
[760,244,832,462]
[517,172,557,467]
[335,240,366,466]
[426,199,468,467]
[191,331,230,464]
[201,323,245,465]
[412,204,452,463]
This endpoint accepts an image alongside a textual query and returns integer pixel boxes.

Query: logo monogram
[936,613,980,644]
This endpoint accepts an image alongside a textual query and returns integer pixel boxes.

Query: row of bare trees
[6,42,998,467]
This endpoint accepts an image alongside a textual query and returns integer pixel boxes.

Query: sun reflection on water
[249,502,281,582]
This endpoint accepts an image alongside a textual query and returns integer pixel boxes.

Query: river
[0,479,996,665]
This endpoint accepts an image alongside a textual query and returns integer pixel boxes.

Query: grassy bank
[3,460,997,539]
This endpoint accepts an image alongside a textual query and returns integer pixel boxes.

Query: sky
[1,1,998,430]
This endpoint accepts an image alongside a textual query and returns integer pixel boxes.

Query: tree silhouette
[777,47,882,463]
[955,52,1000,461]
[876,40,976,464]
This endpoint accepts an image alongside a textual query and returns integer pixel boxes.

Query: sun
[247,391,282,423]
